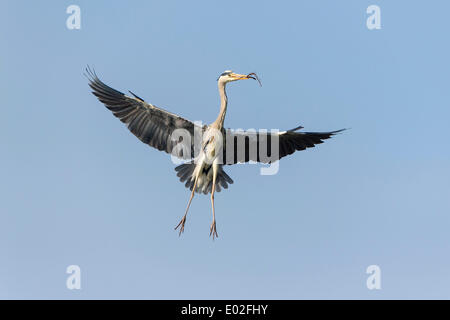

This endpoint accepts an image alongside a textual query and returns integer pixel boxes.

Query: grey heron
[86,67,344,239]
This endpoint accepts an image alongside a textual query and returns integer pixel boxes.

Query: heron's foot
[175,216,187,236]
[209,220,218,240]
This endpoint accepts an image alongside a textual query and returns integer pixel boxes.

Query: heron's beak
[230,72,262,86]
[229,73,251,80]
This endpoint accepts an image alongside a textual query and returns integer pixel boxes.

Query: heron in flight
[86,67,343,239]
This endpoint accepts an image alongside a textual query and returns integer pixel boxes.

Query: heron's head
[217,70,261,86]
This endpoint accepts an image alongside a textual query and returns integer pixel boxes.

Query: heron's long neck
[212,82,227,129]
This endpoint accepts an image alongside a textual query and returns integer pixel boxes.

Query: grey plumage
[87,67,343,191]
[222,127,344,164]
[175,162,233,194]
[86,67,199,160]
[87,66,345,238]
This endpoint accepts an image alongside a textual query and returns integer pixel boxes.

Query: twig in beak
[247,73,262,87]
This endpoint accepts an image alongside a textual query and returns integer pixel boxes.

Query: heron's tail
[175,162,234,194]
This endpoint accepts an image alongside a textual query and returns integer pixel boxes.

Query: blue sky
[1,0,450,299]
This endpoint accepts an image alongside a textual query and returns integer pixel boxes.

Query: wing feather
[223,126,344,164]
[86,67,200,159]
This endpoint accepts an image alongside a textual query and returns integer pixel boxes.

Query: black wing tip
[288,125,347,136]
[84,65,104,91]
[287,125,304,132]
[84,65,98,82]
[85,66,139,101]
[310,128,347,138]
[330,128,347,135]
[128,90,145,102]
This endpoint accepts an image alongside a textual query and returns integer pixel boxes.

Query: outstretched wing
[86,67,200,159]
[222,126,344,164]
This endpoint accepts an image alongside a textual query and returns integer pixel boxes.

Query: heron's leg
[209,165,218,240]
[175,177,198,236]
